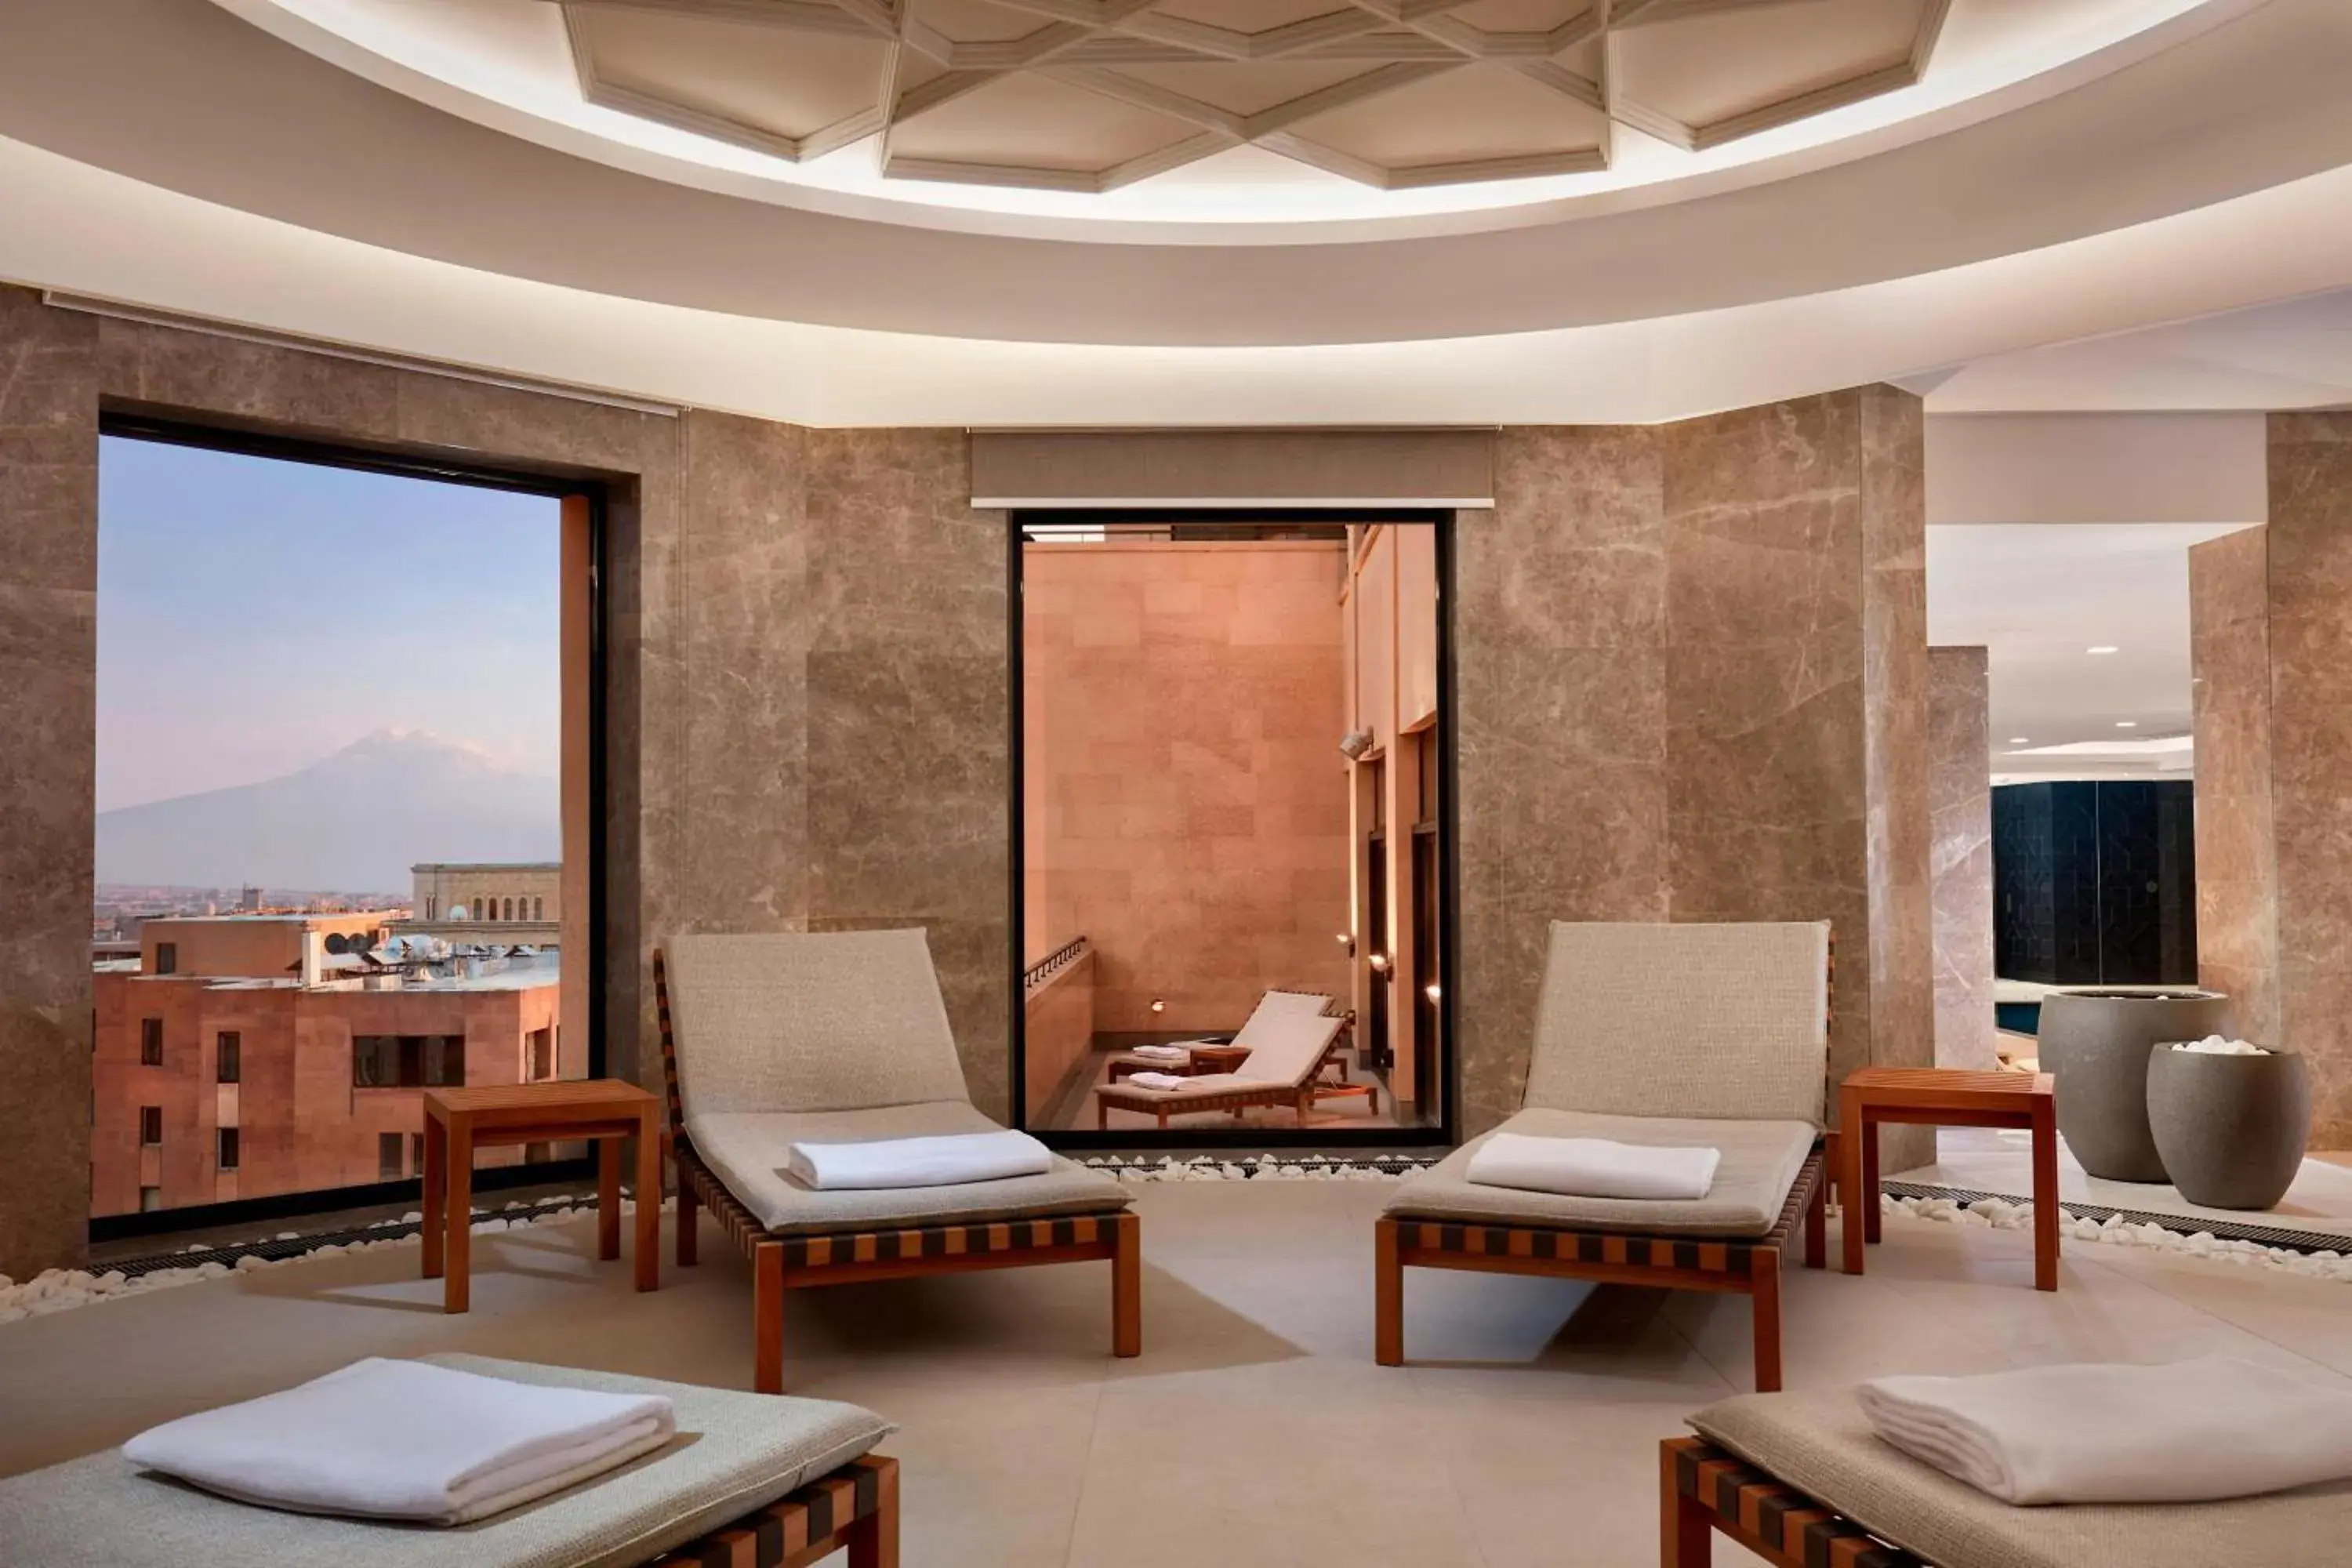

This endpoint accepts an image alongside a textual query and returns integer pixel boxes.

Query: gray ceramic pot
[2147,1047,2311,1210]
[2037,989,2232,1183]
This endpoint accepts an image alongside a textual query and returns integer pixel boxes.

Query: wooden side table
[1186,1044,1252,1075]
[1838,1067,2060,1290]
[422,1079,662,1313]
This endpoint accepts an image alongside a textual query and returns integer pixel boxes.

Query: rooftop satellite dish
[324,932,349,955]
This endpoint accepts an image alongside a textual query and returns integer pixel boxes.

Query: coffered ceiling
[560,0,1947,192]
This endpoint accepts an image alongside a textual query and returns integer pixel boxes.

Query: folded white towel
[1131,1045,1189,1061]
[1859,1356,2352,1504]
[1127,1072,1190,1091]
[121,1358,674,1525]
[786,1129,1053,1190]
[1465,1134,1719,1200]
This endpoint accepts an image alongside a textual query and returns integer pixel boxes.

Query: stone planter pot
[2038,989,2231,1182]
[2147,1047,2311,1210]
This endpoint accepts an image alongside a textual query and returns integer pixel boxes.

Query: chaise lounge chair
[1663,1385,2352,1567]
[657,929,1140,1394]
[1091,1006,1368,1130]
[0,1354,901,1567]
[1101,989,1339,1083]
[1375,920,1831,1392]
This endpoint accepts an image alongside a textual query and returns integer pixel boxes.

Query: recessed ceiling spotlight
[2008,736,2030,744]
[2087,645,2120,655]
[2115,720,2138,728]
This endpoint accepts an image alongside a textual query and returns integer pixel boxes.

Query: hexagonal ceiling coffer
[560,0,1950,193]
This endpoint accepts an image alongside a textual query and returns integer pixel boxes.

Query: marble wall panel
[675,410,808,932]
[2267,416,2352,1146]
[0,289,98,1280]
[2189,525,2278,1050]
[1456,426,1669,1134]
[1928,647,1997,1071]
[804,429,1012,1120]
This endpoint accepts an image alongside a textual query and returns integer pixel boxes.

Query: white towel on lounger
[1465,1133,1720,1200]
[786,1129,1053,1190]
[1127,1072,1190,1091]
[1131,1044,1189,1060]
[1859,1356,2352,1504]
[121,1357,674,1526]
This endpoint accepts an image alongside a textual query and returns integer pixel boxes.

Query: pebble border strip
[0,1193,622,1323]
[1880,1186,2352,1283]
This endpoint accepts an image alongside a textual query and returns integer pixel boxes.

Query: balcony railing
[1024,934,1091,994]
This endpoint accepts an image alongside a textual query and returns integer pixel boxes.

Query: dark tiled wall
[1991,782,2198,986]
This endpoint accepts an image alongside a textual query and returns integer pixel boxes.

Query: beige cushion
[1692,1385,2352,1568]
[664,929,971,1118]
[1523,921,1830,1125]
[0,1354,891,1568]
[688,1101,1130,1234]
[1382,1109,1814,1237]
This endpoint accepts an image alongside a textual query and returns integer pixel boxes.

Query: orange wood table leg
[673,1137,700,1269]
[1802,1160,1826,1269]
[634,1112,661,1292]
[1374,1217,1403,1367]
[1661,1443,1713,1568]
[1861,1115,1883,1243]
[597,1136,623,1262]
[1839,1092,1867,1276]
[2031,1096,2060,1291]
[420,1113,447,1281]
[445,1118,473,1314]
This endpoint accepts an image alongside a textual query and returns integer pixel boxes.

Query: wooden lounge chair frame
[1376,1144,1828,1391]
[651,1453,902,1568]
[1094,1073,1379,1129]
[1375,930,1837,1393]
[655,951,1141,1395]
[1661,1436,1926,1567]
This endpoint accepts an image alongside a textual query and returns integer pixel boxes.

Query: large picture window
[91,430,598,1231]
[1014,515,1455,1145]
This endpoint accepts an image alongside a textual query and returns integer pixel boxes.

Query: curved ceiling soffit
[3,0,2350,346]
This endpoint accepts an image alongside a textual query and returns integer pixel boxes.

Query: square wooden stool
[422,1079,662,1313]
[1838,1067,2060,1290]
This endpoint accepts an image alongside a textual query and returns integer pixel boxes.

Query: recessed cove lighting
[2116,720,2138,728]
[2008,737,2030,744]
[2087,645,2120,655]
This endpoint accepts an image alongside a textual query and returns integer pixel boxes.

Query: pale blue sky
[96,437,561,812]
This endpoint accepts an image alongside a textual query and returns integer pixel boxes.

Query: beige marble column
[1928,647,1997,1071]
[1459,391,1933,1138]
[0,289,99,1278]
[1661,386,1935,1164]
[2267,416,2352,1146]
[1455,426,1668,1134]
[2188,525,2278,1047]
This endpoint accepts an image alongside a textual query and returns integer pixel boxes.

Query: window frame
[1007,509,1461,1153]
[89,416,613,1247]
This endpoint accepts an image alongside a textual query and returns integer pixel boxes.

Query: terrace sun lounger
[0,1354,900,1568]
[657,929,1140,1394]
[1101,989,1345,1083]
[1376,920,1832,1392]
[1664,1384,2352,1567]
[1091,1007,1367,1130]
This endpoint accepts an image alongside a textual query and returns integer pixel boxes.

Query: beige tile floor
[7,1180,2352,1566]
